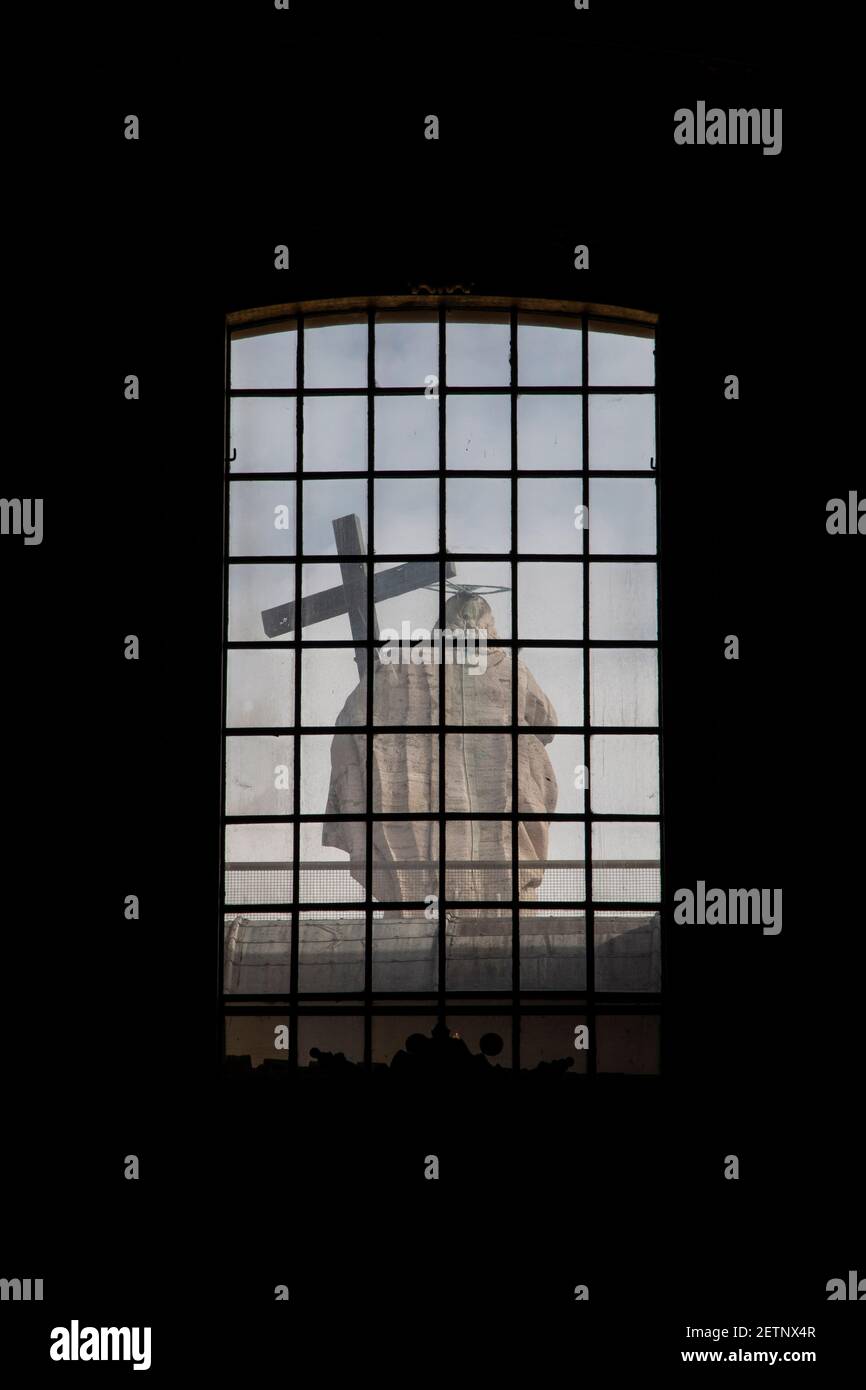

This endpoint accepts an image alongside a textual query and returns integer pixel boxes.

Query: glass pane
[521,732,584,814]
[597,919,661,1000]
[590,648,658,726]
[225,823,293,907]
[520,647,583,726]
[517,395,582,470]
[447,477,510,553]
[523,820,585,902]
[374,396,438,470]
[302,648,366,727]
[304,314,367,388]
[374,311,438,386]
[302,732,365,815]
[589,562,657,640]
[446,916,513,989]
[518,477,584,553]
[224,1016,289,1069]
[451,563,512,636]
[589,478,657,554]
[520,1012,588,1070]
[445,1016,513,1068]
[445,819,512,906]
[372,919,437,992]
[446,311,510,385]
[372,733,439,812]
[303,397,367,472]
[597,1014,660,1073]
[225,735,295,815]
[446,395,510,469]
[228,564,294,641]
[370,820,439,903]
[299,820,366,899]
[229,481,296,555]
[588,324,655,385]
[224,919,291,997]
[592,821,661,902]
[230,322,297,389]
[445,734,511,812]
[374,650,438,725]
[298,562,358,641]
[302,479,367,555]
[373,561,442,640]
[518,562,583,639]
[227,649,295,727]
[300,914,365,993]
[299,1017,365,1068]
[374,477,439,553]
[230,398,297,472]
[517,314,582,386]
[372,1017,438,1067]
[589,394,655,470]
[590,734,659,814]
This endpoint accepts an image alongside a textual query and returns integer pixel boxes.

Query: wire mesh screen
[225,860,661,907]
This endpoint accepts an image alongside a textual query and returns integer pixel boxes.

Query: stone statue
[322,591,558,926]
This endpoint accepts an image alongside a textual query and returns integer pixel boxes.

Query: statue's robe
[322,649,558,916]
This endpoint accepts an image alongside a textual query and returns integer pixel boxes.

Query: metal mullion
[364,308,375,1069]
[288,312,304,1070]
[218,321,232,1066]
[653,329,667,1076]
[227,724,658,736]
[237,552,658,564]
[582,312,597,1075]
[437,304,447,1020]
[510,306,520,1071]
[227,639,660,650]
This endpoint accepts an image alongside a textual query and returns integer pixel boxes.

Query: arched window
[221,298,662,1076]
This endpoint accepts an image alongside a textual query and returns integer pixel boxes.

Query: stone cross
[261,513,456,674]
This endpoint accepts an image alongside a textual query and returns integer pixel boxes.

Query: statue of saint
[322,591,558,927]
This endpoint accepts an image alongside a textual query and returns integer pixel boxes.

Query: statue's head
[443,591,498,637]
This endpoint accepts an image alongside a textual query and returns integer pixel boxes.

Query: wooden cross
[261,513,456,675]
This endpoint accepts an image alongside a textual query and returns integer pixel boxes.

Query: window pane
[227,649,295,727]
[518,477,584,553]
[590,734,659,814]
[299,820,367,899]
[225,823,293,907]
[589,478,657,554]
[521,732,584,814]
[304,314,367,388]
[447,477,510,553]
[299,562,359,641]
[299,917,365,993]
[370,820,439,903]
[373,1017,438,1066]
[588,323,655,385]
[590,649,658,725]
[228,564,294,641]
[373,561,442,639]
[445,819,512,916]
[445,1016,513,1068]
[224,1016,289,1069]
[517,314,582,386]
[303,397,367,471]
[589,394,655,470]
[589,562,657,640]
[592,821,661,902]
[523,820,585,902]
[518,562,583,639]
[446,311,510,385]
[520,647,583,726]
[231,322,297,390]
[445,734,511,812]
[374,477,439,553]
[225,735,295,815]
[302,648,366,727]
[520,1012,588,1069]
[229,481,296,555]
[299,1017,365,1067]
[302,732,365,815]
[446,921,513,990]
[446,395,510,469]
[374,396,438,470]
[230,398,297,472]
[372,733,440,812]
[302,479,367,555]
[452,563,512,636]
[374,311,438,386]
[517,395,582,470]
[597,1014,660,1073]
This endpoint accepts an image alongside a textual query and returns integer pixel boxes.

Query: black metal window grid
[220,301,663,1075]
